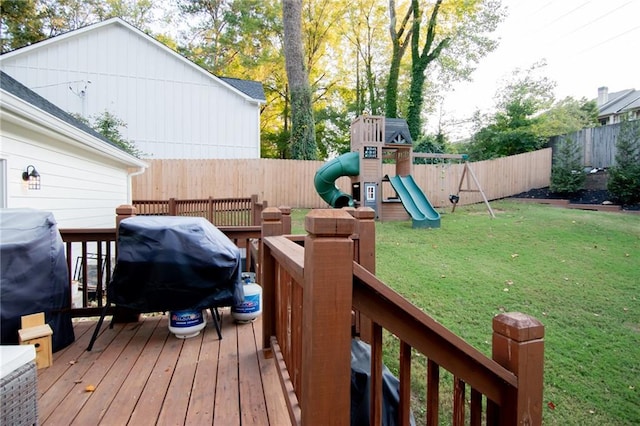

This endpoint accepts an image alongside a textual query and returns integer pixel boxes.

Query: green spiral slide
[313,152,360,208]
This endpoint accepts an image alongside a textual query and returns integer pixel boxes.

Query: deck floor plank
[101,316,169,425]
[37,312,291,425]
[71,319,158,425]
[213,312,241,425]
[238,320,269,425]
[43,322,139,425]
[39,323,125,424]
[157,326,204,425]
[127,321,184,424]
[185,314,221,424]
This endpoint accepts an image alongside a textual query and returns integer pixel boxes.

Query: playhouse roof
[385,118,413,144]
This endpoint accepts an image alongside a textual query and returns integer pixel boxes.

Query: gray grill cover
[0,209,75,351]
[109,216,243,312]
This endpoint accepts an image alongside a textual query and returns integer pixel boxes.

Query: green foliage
[412,133,447,164]
[608,118,640,205]
[468,63,555,160]
[0,0,45,52]
[535,97,599,138]
[550,135,585,193]
[75,111,144,158]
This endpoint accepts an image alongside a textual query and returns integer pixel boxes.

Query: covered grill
[88,216,243,350]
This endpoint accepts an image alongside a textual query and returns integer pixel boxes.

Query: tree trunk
[407,0,448,140]
[385,0,413,119]
[282,0,317,160]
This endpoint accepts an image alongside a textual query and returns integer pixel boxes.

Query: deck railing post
[349,207,375,343]
[492,312,545,425]
[115,204,137,227]
[279,206,292,234]
[301,209,355,425]
[168,198,177,216]
[251,194,259,225]
[207,197,214,223]
[261,207,284,349]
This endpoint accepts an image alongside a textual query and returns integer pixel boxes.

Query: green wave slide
[388,175,441,228]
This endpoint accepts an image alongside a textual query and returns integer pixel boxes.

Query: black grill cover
[0,209,75,351]
[109,216,243,312]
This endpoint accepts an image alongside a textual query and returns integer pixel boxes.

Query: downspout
[127,166,147,204]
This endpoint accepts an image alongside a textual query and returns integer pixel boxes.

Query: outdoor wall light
[22,165,41,190]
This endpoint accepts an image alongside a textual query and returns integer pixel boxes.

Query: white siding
[0,21,261,159]
[1,120,129,228]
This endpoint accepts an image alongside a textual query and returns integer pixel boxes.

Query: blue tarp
[0,209,74,351]
[109,216,243,312]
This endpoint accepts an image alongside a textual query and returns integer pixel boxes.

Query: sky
[434,0,640,139]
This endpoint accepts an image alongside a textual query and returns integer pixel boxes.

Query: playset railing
[260,207,544,425]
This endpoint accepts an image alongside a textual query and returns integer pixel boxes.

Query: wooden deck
[37,310,291,425]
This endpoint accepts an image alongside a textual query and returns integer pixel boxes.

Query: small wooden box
[18,313,53,369]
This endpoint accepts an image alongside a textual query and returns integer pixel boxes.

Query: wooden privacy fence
[260,207,545,425]
[132,149,552,209]
[548,123,621,169]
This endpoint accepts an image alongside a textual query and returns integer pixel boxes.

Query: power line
[559,1,634,39]
[542,0,593,29]
[576,25,640,55]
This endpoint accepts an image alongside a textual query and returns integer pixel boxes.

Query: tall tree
[466,62,556,160]
[282,0,316,159]
[385,0,413,118]
[0,0,45,52]
[406,0,449,139]
[386,0,503,139]
[344,0,387,115]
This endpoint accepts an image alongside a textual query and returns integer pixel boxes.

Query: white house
[0,18,266,160]
[597,86,640,125]
[1,71,147,228]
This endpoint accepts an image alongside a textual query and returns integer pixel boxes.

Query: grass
[289,202,640,425]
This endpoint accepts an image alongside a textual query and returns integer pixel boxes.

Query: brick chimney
[597,86,608,106]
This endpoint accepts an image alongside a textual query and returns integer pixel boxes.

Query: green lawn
[290,202,640,425]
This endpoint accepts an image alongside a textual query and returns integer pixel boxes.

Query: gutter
[126,166,147,204]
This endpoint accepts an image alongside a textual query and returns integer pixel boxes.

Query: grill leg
[87,303,110,351]
[210,307,222,340]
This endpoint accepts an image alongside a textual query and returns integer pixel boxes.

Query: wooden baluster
[399,341,412,426]
[453,378,465,426]
[426,359,440,426]
[301,209,354,425]
[492,312,545,425]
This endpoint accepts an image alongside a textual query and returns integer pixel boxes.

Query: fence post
[168,198,176,216]
[350,207,375,343]
[260,207,283,349]
[279,206,292,234]
[492,312,545,425]
[301,209,355,425]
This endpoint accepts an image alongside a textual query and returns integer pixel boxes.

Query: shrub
[550,135,585,193]
[608,118,640,205]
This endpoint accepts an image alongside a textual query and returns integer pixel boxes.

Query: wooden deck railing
[260,207,544,425]
[58,198,277,316]
[132,194,266,226]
